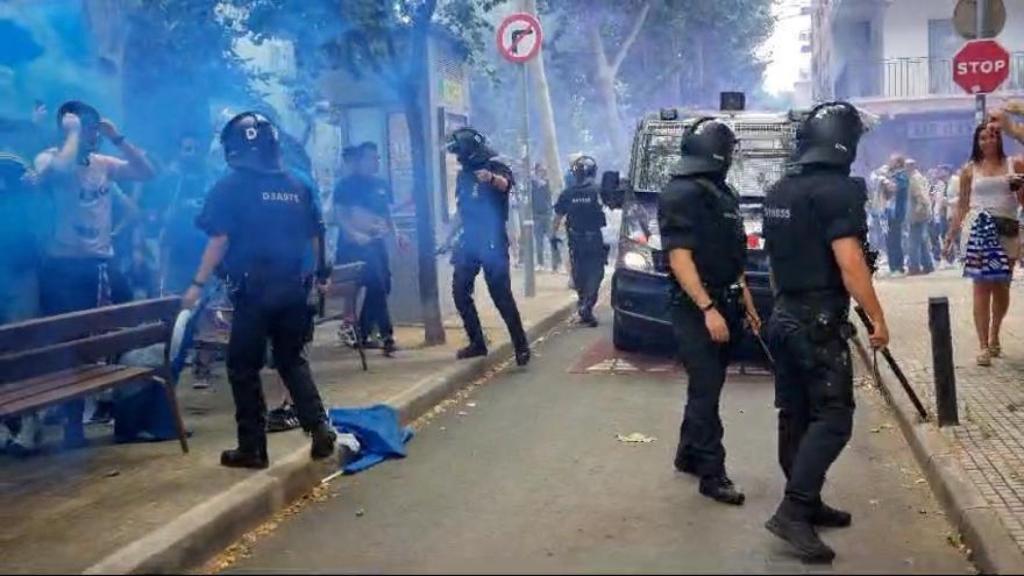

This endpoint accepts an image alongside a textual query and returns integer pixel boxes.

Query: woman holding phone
[945,115,1024,366]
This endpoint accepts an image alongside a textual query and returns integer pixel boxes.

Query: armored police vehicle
[603,100,803,354]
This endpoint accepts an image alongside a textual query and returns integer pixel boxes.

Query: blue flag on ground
[328,404,414,474]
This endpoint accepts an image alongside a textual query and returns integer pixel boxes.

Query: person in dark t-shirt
[333,142,407,356]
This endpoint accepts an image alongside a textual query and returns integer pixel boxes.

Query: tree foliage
[525,0,775,157]
[106,0,252,156]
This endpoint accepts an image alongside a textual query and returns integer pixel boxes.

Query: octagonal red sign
[953,39,1011,94]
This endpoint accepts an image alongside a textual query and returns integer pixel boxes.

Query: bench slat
[0,366,155,418]
[0,324,168,384]
[0,365,122,400]
[330,262,365,287]
[0,297,179,354]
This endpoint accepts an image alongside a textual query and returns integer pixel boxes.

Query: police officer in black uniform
[762,102,889,563]
[440,127,530,366]
[658,118,761,505]
[553,155,606,327]
[183,112,337,469]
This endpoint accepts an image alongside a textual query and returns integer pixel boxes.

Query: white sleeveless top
[971,159,1018,220]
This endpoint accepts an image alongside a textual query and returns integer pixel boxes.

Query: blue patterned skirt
[963,211,1012,282]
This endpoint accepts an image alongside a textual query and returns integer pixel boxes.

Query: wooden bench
[193,262,369,370]
[0,297,189,453]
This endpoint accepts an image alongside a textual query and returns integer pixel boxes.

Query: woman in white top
[945,120,1024,366]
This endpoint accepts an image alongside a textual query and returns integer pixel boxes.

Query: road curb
[851,338,1024,575]
[84,299,578,575]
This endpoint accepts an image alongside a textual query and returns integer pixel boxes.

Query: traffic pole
[976,0,990,123]
[521,61,536,298]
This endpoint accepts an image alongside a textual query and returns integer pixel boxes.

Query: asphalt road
[226,311,972,574]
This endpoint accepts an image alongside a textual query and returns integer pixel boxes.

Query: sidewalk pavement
[0,268,579,575]
[859,267,1024,573]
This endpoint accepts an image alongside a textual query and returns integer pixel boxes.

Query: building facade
[812,0,1024,170]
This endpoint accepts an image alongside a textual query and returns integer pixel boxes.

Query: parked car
[603,105,804,355]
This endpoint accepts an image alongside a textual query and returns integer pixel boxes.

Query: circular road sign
[953,39,1011,94]
[953,0,1006,40]
[497,12,543,64]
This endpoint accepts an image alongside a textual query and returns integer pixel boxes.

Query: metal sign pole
[976,0,990,123]
[521,61,536,298]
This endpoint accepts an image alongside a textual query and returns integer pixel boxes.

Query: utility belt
[567,230,604,247]
[776,290,853,343]
[226,269,312,303]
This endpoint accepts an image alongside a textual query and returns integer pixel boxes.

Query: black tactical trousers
[452,244,528,350]
[671,294,743,478]
[227,285,328,456]
[766,297,855,517]
[358,243,394,343]
[568,232,606,319]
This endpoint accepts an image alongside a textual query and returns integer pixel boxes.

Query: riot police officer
[762,102,889,563]
[553,155,606,327]
[440,127,530,366]
[183,112,337,469]
[658,118,760,505]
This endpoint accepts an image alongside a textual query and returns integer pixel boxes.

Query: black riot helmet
[446,127,496,169]
[220,111,282,173]
[793,101,865,167]
[676,118,737,177]
[570,155,598,183]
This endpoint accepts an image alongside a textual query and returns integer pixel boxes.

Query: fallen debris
[616,433,656,444]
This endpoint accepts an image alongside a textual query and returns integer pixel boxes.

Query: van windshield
[631,119,796,197]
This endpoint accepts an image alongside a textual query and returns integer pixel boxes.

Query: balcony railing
[835,52,1024,100]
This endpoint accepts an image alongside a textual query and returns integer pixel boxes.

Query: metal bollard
[928,297,959,426]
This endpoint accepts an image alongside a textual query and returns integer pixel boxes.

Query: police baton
[853,306,929,421]
[745,311,775,369]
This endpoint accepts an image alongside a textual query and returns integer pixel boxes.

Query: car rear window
[631,118,796,198]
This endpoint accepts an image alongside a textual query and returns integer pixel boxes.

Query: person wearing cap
[33,100,155,449]
[0,152,45,456]
[658,118,758,507]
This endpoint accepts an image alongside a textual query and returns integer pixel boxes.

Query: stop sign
[953,39,1011,94]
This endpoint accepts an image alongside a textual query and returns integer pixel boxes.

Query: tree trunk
[402,41,445,345]
[588,26,627,157]
[586,2,651,158]
[521,0,563,193]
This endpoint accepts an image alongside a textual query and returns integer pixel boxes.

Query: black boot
[457,343,488,360]
[579,309,599,327]
[812,502,852,528]
[310,423,337,460]
[221,448,269,470]
[699,475,745,506]
[765,505,836,564]
[382,338,398,358]
[515,346,531,367]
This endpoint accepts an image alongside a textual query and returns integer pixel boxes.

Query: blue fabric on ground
[328,404,414,474]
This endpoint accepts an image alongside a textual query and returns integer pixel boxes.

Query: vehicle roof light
[660,108,679,121]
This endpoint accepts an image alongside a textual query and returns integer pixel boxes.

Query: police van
[602,97,804,354]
